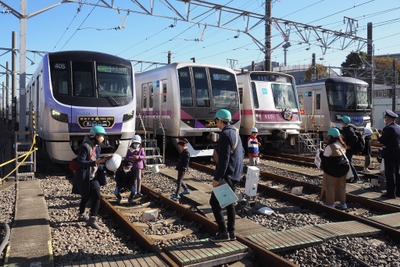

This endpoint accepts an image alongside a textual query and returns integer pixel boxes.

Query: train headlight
[123,111,134,122]
[51,109,68,123]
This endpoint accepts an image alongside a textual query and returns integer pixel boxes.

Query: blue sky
[0,0,399,87]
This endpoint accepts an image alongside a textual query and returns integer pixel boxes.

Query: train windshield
[252,81,297,109]
[209,68,238,109]
[326,81,369,110]
[97,64,132,98]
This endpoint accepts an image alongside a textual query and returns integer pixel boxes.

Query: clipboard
[213,183,238,208]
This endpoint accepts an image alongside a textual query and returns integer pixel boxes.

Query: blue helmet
[341,116,351,124]
[215,109,232,122]
[90,125,107,136]
[327,128,340,138]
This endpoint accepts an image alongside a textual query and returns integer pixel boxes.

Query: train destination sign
[78,116,115,128]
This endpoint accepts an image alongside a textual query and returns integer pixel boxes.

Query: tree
[341,51,367,78]
[304,64,329,82]
[374,57,400,85]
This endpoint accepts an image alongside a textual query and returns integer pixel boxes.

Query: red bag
[69,158,80,173]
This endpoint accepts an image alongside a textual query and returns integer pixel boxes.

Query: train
[135,62,240,157]
[25,51,136,162]
[237,71,301,148]
[296,77,371,133]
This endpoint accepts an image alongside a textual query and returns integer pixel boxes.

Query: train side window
[316,93,321,110]
[149,83,154,108]
[251,82,259,109]
[238,85,243,104]
[73,62,94,97]
[162,79,167,103]
[142,83,147,108]
[193,67,209,107]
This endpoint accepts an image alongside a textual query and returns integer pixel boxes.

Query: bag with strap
[69,143,95,173]
[353,130,365,154]
[213,128,239,164]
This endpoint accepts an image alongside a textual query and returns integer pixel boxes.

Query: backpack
[353,130,365,154]
[68,143,95,172]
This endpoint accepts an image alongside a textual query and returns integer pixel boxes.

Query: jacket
[320,142,349,177]
[176,149,190,172]
[214,125,244,182]
[379,122,400,160]
[341,124,357,152]
[125,147,146,169]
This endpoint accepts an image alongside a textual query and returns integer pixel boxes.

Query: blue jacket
[214,125,244,182]
[379,122,400,160]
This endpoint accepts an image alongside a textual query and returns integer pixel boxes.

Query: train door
[152,79,167,129]
[192,67,212,121]
[140,82,153,130]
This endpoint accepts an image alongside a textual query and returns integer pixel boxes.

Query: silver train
[26,51,136,162]
[135,62,240,157]
[296,77,371,132]
[237,71,302,147]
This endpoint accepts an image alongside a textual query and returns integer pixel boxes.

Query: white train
[237,71,302,147]
[296,77,371,132]
[135,62,240,157]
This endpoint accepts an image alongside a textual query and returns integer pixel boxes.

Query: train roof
[47,50,131,65]
[135,62,235,75]
[297,76,368,86]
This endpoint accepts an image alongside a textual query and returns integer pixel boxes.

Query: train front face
[43,51,136,162]
[325,77,371,129]
[177,64,240,152]
[243,72,301,139]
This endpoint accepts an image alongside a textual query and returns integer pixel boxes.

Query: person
[247,127,261,166]
[340,115,360,183]
[319,128,348,210]
[362,127,373,172]
[75,125,109,230]
[171,138,191,200]
[125,135,146,198]
[114,160,136,204]
[209,109,244,243]
[377,110,400,199]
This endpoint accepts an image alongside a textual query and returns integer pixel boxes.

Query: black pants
[384,158,400,196]
[175,170,188,195]
[209,180,238,234]
[79,179,101,216]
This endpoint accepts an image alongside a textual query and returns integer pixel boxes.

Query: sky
[0,0,399,90]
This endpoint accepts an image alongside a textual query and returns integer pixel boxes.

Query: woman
[319,128,349,210]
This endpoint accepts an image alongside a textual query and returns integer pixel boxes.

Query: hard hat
[251,127,258,133]
[341,116,351,124]
[105,154,122,172]
[132,135,142,144]
[327,128,340,138]
[215,109,232,122]
[90,125,107,136]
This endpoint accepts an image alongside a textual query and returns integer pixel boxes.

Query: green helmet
[327,128,340,138]
[215,109,232,122]
[341,116,351,124]
[90,125,107,136]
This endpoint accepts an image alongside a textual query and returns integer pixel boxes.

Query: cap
[341,116,351,124]
[384,110,398,118]
[178,138,189,145]
[121,159,133,167]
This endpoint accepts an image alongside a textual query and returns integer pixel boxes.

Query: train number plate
[77,116,115,128]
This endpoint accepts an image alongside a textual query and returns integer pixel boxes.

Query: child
[171,138,190,200]
[114,160,136,204]
[248,127,261,166]
[125,135,146,197]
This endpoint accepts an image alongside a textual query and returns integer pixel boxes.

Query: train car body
[237,71,301,145]
[135,62,240,157]
[26,51,136,162]
[297,77,371,132]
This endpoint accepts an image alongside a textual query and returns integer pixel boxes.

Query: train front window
[73,62,94,97]
[209,68,238,109]
[326,82,369,110]
[97,64,132,98]
[193,67,210,107]
[271,83,298,109]
[178,68,193,107]
[50,62,69,95]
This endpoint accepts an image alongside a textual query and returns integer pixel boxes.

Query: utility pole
[367,22,374,126]
[393,59,397,112]
[264,0,272,71]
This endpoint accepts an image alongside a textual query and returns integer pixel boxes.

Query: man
[340,115,360,183]
[209,109,244,242]
[378,110,400,199]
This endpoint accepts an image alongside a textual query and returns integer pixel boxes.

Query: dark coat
[115,168,135,190]
[379,122,400,160]
[214,125,244,183]
[341,124,357,152]
[176,149,190,172]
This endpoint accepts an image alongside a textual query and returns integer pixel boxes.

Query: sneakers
[228,232,236,241]
[181,189,191,195]
[364,168,371,172]
[209,232,230,243]
[381,193,396,199]
[337,203,348,210]
[87,216,101,230]
[170,194,181,200]
[78,213,89,222]
[116,195,122,204]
